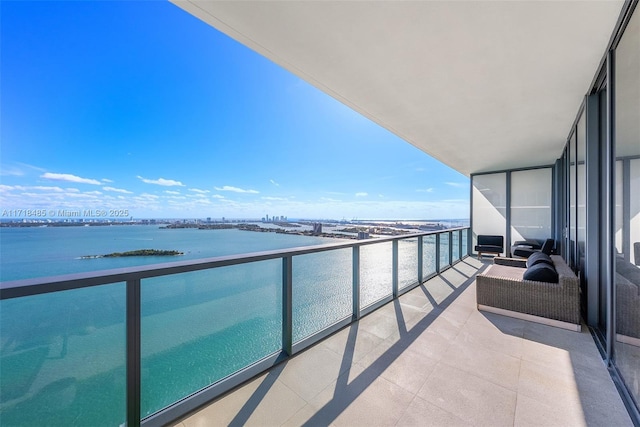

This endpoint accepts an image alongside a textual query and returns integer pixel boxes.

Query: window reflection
[613,6,640,406]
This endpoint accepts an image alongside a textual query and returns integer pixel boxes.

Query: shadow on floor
[301,258,487,425]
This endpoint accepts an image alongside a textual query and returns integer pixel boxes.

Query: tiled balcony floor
[171,258,633,427]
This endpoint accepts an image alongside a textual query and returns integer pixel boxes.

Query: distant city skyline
[0,1,470,220]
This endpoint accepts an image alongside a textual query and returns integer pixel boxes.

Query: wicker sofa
[616,256,640,341]
[476,255,580,330]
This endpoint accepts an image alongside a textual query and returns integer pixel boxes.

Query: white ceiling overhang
[171,1,624,176]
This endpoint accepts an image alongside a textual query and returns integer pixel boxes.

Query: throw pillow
[526,252,554,268]
[523,263,559,283]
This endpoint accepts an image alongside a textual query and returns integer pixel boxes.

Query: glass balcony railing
[439,232,450,269]
[398,238,419,291]
[0,226,469,427]
[422,234,437,280]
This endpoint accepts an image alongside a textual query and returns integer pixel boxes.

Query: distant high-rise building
[313,223,322,235]
[357,231,370,240]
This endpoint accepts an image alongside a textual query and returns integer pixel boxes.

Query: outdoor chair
[512,238,554,258]
[474,235,503,259]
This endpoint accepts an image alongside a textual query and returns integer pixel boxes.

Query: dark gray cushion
[541,238,555,255]
[523,263,558,283]
[475,245,503,253]
[513,247,536,258]
[513,240,542,249]
[477,235,503,248]
[526,252,554,268]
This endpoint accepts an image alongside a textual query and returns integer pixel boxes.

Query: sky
[0,1,469,221]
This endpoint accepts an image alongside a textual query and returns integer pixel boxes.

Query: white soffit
[171,1,624,176]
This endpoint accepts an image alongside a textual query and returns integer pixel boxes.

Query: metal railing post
[459,230,463,260]
[126,279,141,427]
[282,256,293,356]
[392,240,399,297]
[448,231,453,266]
[352,246,360,320]
[417,236,423,283]
[435,233,441,273]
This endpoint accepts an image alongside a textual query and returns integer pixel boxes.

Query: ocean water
[0,225,442,425]
[0,225,339,281]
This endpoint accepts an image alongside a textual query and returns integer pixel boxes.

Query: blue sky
[0,1,469,220]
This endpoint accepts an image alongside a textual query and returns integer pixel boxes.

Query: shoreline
[161,223,362,240]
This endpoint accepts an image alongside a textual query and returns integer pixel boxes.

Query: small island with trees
[81,249,183,259]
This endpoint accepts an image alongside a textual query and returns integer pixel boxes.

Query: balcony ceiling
[172,1,623,176]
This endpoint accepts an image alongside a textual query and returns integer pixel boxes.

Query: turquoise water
[0,225,335,281]
[0,225,443,425]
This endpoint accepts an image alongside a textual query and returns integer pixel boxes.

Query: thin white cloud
[165,190,181,195]
[262,196,287,201]
[18,162,47,172]
[445,182,467,188]
[270,179,280,187]
[1,162,46,176]
[136,193,160,200]
[103,186,133,194]
[355,192,368,197]
[214,185,259,194]
[0,166,25,176]
[34,186,65,192]
[417,188,434,193]
[1,185,66,192]
[212,194,225,199]
[379,194,384,198]
[189,188,210,194]
[137,175,184,187]
[41,172,101,185]
[102,178,114,183]
[320,197,341,202]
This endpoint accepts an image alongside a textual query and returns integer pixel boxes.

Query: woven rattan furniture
[616,256,640,343]
[476,255,580,331]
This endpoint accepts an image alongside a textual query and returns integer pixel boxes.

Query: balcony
[2,1,638,424]
[169,257,632,427]
[1,227,633,426]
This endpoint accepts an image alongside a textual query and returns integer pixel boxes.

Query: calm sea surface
[0,225,337,281]
[0,225,439,425]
